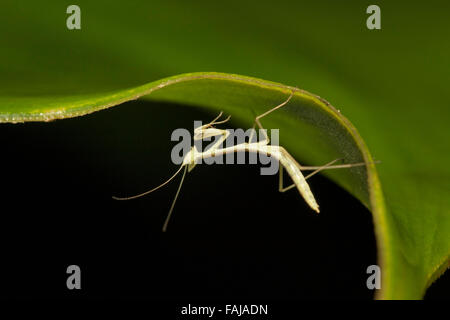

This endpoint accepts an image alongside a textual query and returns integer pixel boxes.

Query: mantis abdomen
[276,147,320,213]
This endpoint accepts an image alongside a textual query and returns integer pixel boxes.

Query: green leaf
[1,0,449,299]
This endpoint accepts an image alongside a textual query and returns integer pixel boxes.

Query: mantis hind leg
[278,158,344,193]
[249,89,296,144]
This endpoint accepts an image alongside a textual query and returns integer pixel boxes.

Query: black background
[0,100,447,300]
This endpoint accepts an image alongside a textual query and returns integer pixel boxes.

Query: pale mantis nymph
[113,90,371,231]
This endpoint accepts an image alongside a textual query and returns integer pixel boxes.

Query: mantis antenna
[161,165,188,232]
[113,164,189,232]
[112,164,186,201]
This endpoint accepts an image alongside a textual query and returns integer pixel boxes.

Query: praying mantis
[113,89,371,232]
